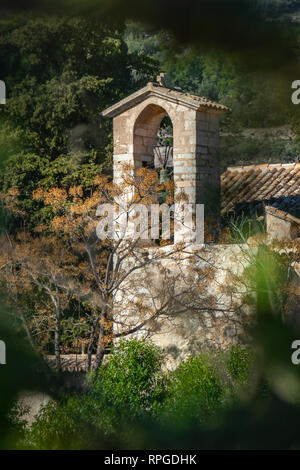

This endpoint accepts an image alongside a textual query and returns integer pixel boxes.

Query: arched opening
[133,104,174,204]
[133,104,174,244]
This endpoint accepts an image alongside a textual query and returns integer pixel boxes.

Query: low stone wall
[114,243,253,369]
[149,245,252,368]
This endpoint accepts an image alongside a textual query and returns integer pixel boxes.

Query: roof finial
[156,72,166,87]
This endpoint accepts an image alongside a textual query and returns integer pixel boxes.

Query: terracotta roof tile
[221,163,300,218]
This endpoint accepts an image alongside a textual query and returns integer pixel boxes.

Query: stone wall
[113,243,253,369]
[266,206,300,241]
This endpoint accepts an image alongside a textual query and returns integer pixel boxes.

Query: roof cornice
[102,82,230,118]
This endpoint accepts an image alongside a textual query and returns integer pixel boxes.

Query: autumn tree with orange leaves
[0,167,228,371]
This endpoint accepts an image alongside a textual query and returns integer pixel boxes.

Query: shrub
[24,397,106,450]
[162,355,224,425]
[22,342,256,449]
[24,338,166,448]
[228,345,254,384]
[88,338,165,418]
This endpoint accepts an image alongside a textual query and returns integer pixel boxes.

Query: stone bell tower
[102,82,230,243]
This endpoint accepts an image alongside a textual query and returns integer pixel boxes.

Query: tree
[0,14,159,229]
[24,165,234,371]
[0,231,86,373]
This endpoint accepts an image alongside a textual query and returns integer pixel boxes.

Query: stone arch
[133,103,175,241]
[133,103,173,169]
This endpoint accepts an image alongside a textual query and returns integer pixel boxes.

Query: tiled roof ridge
[225,162,300,172]
[221,161,300,217]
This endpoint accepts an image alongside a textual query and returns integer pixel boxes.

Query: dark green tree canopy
[0,15,158,227]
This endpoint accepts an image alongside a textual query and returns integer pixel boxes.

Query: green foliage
[124,27,300,168]
[228,345,253,384]
[0,305,50,449]
[243,244,290,315]
[125,22,162,58]
[18,332,300,449]
[2,14,300,230]
[89,338,165,417]
[162,355,224,424]
[26,398,104,450]
[0,14,159,228]
[23,341,242,449]
[0,120,22,163]
[227,216,266,243]
[220,131,299,172]
[25,338,166,449]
